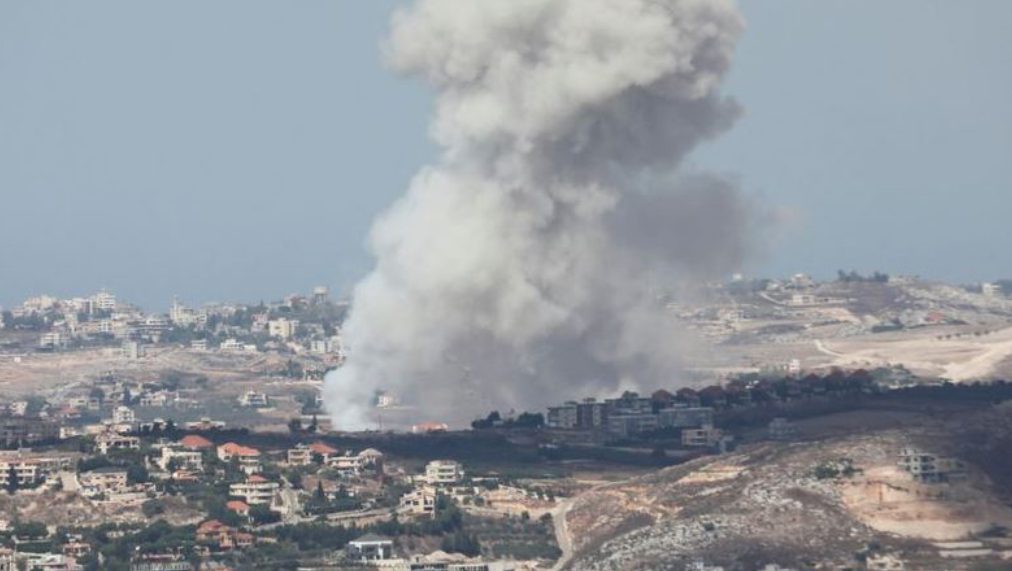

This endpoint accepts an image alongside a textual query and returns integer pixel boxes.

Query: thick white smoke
[325,0,752,430]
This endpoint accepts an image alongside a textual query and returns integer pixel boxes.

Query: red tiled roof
[246,474,268,483]
[226,500,250,513]
[308,441,338,455]
[197,520,228,533]
[218,442,260,457]
[180,435,214,450]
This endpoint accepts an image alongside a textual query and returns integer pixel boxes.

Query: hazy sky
[2,1,1010,310]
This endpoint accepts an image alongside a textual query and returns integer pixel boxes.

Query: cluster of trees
[836,270,890,283]
[471,410,545,430]
[441,530,481,556]
[303,481,361,515]
[287,415,319,435]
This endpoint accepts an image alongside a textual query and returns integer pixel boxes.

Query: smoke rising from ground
[325,0,753,429]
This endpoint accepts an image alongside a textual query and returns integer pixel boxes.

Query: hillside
[559,404,1012,570]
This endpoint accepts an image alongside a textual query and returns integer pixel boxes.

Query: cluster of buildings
[547,391,723,446]
[0,287,348,363]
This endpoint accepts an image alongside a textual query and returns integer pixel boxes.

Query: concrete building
[80,467,129,496]
[217,442,261,474]
[423,460,464,485]
[347,534,394,563]
[576,398,609,429]
[267,318,299,340]
[982,282,1003,298]
[546,402,578,429]
[288,442,339,466]
[39,332,67,349]
[400,487,437,517]
[0,455,71,487]
[228,475,279,506]
[95,432,140,455]
[159,444,204,472]
[657,405,714,429]
[238,391,269,408]
[605,391,654,415]
[898,448,965,483]
[121,341,144,360]
[92,290,117,312]
[113,406,136,424]
[681,425,724,448]
[329,453,364,475]
[0,417,60,446]
[606,413,659,438]
[768,417,799,441]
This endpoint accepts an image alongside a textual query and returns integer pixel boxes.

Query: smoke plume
[325,0,752,430]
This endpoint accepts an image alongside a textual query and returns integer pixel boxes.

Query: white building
[681,425,724,448]
[159,444,204,471]
[346,534,394,563]
[0,455,72,487]
[229,475,279,505]
[268,318,299,340]
[982,282,1003,298]
[121,341,144,360]
[38,332,66,349]
[423,460,464,486]
[220,338,258,353]
[238,391,269,408]
[112,406,136,424]
[95,432,140,455]
[91,290,117,312]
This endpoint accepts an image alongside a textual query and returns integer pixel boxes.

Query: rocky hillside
[561,406,1012,570]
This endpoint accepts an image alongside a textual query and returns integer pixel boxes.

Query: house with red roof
[217,442,262,474]
[179,434,214,450]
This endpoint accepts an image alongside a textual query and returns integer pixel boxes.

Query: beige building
[423,460,464,485]
[80,467,129,495]
[0,455,71,487]
[95,432,140,455]
[268,318,299,340]
[229,475,279,506]
[400,487,437,517]
[681,425,724,448]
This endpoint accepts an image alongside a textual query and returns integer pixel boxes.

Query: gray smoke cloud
[324,0,751,430]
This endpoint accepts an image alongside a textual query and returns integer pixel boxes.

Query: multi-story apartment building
[229,475,279,505]
[0,455,72,487]
[898,448,966,483]
[267,318,299,340]
[96,432,141,455]
[423,460,464,485]
[657,405,714,429]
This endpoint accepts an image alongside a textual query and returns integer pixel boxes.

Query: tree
[441,531,481,557]
[141,499,166,518]
[6,464,20,493]
[249,504,280,525]
[126,464,149,484]
[287,418,303,434]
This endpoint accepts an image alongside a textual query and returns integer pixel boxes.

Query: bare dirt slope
[561,408,1012,571]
